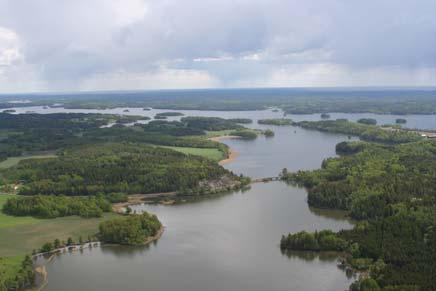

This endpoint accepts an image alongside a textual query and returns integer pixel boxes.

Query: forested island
[294,119,422,144]
[257,118,293,126]
[280,124,436,289]
[99,212,162,245]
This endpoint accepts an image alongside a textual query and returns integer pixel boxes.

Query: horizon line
[1,85,436,96]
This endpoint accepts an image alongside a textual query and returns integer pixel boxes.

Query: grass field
[0,194,119,286]
[160,146,225,161]
[0,154,57,169]
[0,194,118,257]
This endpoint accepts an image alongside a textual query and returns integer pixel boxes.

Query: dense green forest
[229,129,258,139]
[180,116,243,131]
[357,118,377,125]
[2,195,111,218]
[281,139,436,290]
[2,143,238,196]
[154,112,184,117]
[280,230,347,252]
[99,212,162,245]
[226,118,253,124]
[281,204,436,290]
[282,140,436,218]
[257,118,293,126]
[0,113,251,162]
[295,119,422,144]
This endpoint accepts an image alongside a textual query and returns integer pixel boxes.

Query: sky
[0,0,435,93]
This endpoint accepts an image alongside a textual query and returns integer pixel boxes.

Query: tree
[53,239,61,249]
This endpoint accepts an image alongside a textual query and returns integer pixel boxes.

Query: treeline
[0,113,116,161]
[280,139,436,290]
[229,129,258,139]
[180,116,243,131]
[257,118,293,126]
[280,230,347,252]
[3,143,235,196]
[281,205,436,290]
[295,119,422,144]
[0,255,34,291]
[2,195,111,218]
[115,115,150,124]
[154,112,184,117]
[139,120,205,136]
[99,212,162,245]
[17,88,436,114]
[226,118,252,124]
[357,118,377,125]
[282,140,436,219]
[1,113,247,162]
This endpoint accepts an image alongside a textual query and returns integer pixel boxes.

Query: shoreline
[31,226,164,291]
[208,135,240,165]
[112,135,242,212]
[112,192,177,213]
[219,148,239,165]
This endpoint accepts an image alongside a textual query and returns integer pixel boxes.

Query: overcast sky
[0,0,435,93]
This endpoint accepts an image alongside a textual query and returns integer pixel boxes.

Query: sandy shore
[218,148,239,165]
[208,135,240,165]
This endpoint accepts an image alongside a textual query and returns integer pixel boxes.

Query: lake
[40,182,354,291]
[27,108,362,291]
[3,105,436,130]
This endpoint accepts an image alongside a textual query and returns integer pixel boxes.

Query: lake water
[3,105,436,130]
[40,182,354,291]
[26,108,361,291]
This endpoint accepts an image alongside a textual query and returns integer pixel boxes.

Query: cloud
[79,67,220,91]
[0,0,435,92]
[232,64,436,88]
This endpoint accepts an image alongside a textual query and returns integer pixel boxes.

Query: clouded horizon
[1,0,435,93]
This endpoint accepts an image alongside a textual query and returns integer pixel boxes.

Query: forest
[295,119,422,144]
[281,139,436,290]
[1,143,239,196]
[180,116,243,131]
[257,118,293,126]
[99,212,162,245]
[0,113,252,163]
[2,195,112,218]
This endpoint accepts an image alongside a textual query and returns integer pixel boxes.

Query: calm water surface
[41,182,354,291]
[27,108,362,291]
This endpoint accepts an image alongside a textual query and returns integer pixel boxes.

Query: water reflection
[281,249,340,263]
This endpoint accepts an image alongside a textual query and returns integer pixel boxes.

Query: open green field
[160,146,224,161]
[0,195,118,257]
[0,154,57,169]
